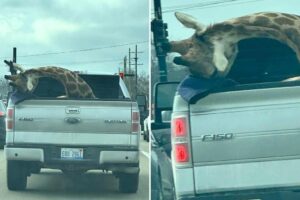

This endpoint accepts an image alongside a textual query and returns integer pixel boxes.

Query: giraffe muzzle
[173,56,190,67]
[4,75,12,80]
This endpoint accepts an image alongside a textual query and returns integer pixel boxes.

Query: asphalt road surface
[0,138,149,200]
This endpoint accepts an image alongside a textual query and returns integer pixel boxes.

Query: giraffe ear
[175,12,206,32]
[12,63,25,73]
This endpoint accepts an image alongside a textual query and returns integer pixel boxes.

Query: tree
[123,71,149,100]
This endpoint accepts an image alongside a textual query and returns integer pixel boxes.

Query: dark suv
[0,100,6,149]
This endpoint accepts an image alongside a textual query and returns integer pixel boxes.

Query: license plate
[61,148,83,160]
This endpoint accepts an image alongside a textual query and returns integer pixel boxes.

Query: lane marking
[141,150,150,159]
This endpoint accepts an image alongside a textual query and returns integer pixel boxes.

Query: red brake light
[0,111,5,117]
[131,111,140,133]
[173,117,187,137]
[132,111,139,122]
[6,108,14,130]
[6,108,14,131]
[175,143,189,163]
[7,109,13,118]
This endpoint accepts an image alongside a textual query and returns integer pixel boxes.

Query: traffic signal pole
[151,0,169,82]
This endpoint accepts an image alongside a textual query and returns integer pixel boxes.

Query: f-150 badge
[202,133,233,141]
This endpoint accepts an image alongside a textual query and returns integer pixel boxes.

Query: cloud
[32,18,79,45]
[0,0,149,75]
[0,14,25,36]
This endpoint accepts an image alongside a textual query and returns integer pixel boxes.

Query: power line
[162,0,240,12]
[152,0,265,14]
[174,0,265,13]
[1,40,148,59]
[19,58,122,66]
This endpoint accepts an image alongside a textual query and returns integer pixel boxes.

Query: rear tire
[7,161,27,191]
[119,172,139,193]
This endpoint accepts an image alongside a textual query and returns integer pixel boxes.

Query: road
[0,138,149,200]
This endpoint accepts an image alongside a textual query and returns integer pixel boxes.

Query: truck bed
[189,83,300,194]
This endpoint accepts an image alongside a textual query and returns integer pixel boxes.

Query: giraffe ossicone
[168,12,300,78]
[4,65,96,99]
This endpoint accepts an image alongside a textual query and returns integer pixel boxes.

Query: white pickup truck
[5,74,140,193]
[171,38,300,199]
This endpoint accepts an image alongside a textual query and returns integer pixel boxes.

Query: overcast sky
[0,0,149,76]
[159,0,300,40]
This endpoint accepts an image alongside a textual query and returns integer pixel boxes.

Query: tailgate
[13,99,133,146]
[190,85,300,194]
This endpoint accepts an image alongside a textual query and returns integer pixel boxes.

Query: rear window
[32,74,127,99]
[227,38,300,84]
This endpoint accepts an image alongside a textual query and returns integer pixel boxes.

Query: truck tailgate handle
[65,117,81,124]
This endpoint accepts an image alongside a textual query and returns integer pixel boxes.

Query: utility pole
[129,45,143,99]
[128,48,131,74]
[123,56,127,75]
[4,47,18,75]
[134,45,138,97]
[13,47,17,64]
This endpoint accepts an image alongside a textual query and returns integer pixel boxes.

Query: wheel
[119,172,139,193]
[7,161,27,190]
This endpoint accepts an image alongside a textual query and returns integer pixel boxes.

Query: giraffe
[4,66,96,98]
[166,12,300,78]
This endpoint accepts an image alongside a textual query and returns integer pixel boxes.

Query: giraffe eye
[20,74,27,81]
[196,34,205,42]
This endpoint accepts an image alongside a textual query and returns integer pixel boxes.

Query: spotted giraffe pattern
[167,12,300,78]
[5,66,96,98]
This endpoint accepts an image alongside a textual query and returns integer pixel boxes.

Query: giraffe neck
[25,67,71,95]
[24,67,95,98]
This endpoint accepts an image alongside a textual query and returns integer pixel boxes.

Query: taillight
[172,115,191,164]
[0,111,5,117]
[6,108,14,131]
[131,111,140,133]
[175,143,189,162]
[173,117,187,137]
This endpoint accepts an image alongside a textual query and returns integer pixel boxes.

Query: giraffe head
[167,12,226,78]
[168,12,300,78]
[5,73,39,93]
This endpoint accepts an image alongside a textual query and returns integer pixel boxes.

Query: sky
[158,0,300,40]
[0,0,149,76]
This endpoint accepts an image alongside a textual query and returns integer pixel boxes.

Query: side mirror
[136,95,147,108]
[154,82,179,124]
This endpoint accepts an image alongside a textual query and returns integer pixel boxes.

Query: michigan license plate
[61,148,83,160]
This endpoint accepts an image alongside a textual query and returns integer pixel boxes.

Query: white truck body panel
[172,84,300,198]
[12,100,134,146]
